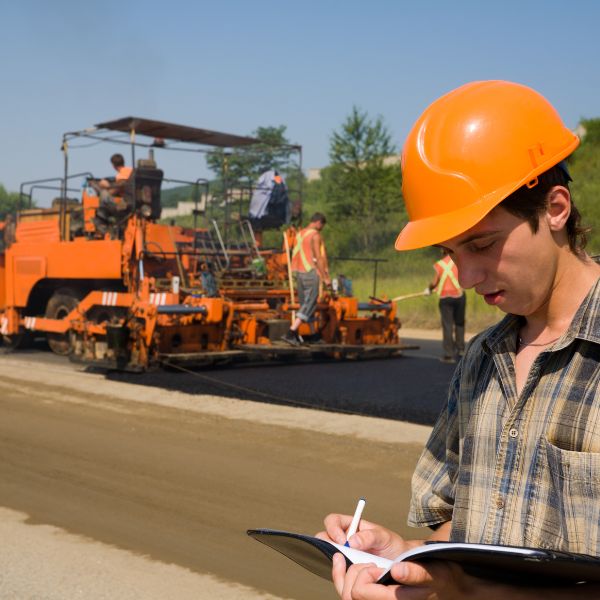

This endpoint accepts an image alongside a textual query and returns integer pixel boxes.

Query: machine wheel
[0,332,32,354]
[45,291,79,355]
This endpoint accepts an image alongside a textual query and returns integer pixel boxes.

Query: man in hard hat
[320,81,600,598]
[427,248,465,362]
[282,212,331,345]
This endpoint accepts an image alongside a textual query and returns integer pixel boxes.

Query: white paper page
[329,541,394,570]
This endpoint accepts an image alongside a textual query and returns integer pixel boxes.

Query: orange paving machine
[0,118,408,370]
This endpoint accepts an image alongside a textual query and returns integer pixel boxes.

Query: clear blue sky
[2,0,600,203]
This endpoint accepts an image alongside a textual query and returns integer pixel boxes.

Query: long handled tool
[283,231,296,321]
[392,291,431,302]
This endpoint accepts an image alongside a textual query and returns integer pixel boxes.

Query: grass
[340,272,503,333]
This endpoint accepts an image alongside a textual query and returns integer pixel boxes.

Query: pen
[344,497,366,547]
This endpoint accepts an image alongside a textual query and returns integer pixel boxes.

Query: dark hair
[501,163,589,256]
[110,153,125,168]
[310,212,327,225]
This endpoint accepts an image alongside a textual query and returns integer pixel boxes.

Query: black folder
[248,528,600,587]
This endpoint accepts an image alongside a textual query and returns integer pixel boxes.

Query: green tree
[0,184,27,219]
[569,118,600,254]
[318,107,404,255]
[204,125,304,233]
[205,125,300,187]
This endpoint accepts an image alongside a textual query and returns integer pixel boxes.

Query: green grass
[328,251,502,332]
[344,273,502,332]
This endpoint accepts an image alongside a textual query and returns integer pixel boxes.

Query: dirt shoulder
[0,356,431,600]
[401,327,479,341]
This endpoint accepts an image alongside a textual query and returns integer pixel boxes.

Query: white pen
[344,497,366,547]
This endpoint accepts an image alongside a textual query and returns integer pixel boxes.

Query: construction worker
[282,212,331,345]
[427,249,465,362]
[320,81,600,599]
[91,153,133,233]
[90,153,133,200]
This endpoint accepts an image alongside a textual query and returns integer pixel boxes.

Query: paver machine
[0,117,407,370]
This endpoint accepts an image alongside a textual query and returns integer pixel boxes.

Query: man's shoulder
[116,166,133,181]
[571,275,600,344]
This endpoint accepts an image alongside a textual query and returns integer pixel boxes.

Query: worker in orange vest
[91,153,134,233]
[427,249,465,363]
[92,153,133,201]
[282,212,331,345]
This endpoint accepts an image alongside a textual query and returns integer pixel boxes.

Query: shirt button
[496,498,505,509]
[509,428,519,438]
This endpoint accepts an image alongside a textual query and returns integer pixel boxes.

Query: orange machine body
[0,118,404,369]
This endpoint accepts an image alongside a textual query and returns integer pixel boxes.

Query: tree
[569,118,600,253]
[320,107,404,254]
[0,184,27,220]
[205,125,300,187]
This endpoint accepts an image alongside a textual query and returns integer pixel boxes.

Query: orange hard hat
[395,80,580,251]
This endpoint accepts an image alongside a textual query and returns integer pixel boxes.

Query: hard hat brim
[394,188,510,250]
[395,139,580,251]
[395,80,581,252]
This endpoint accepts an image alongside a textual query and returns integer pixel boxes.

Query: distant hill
[161,184,202,208]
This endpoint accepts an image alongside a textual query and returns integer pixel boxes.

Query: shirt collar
[481,276,600,354]
[564,276,600,346]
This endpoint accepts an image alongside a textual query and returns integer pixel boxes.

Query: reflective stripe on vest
[435,257,461,296]
[292,228,317,273]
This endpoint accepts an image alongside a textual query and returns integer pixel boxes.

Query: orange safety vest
[291,227,318,273]
[433,255,463,298]
[116,166,133,181]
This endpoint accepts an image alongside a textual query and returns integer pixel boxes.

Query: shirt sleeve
[407,365,461,528]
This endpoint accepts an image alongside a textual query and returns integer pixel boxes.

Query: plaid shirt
[409,277,600,555]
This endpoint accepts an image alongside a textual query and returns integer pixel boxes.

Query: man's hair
[310,212,327,225]
[501,163,589,256]
[110,153,125,168]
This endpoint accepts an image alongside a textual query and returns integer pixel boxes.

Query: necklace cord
[517,335,560,347]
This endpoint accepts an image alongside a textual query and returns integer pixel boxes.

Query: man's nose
[456,261,485,290]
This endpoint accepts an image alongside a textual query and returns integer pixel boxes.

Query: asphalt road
[12,336,455,426]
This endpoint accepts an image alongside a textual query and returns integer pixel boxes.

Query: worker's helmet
[395,80,580,251]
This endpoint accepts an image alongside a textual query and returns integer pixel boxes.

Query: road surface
[0,332,454,599]
[5,331,457,425]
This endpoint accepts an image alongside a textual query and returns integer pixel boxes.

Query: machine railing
[329,256,389,298]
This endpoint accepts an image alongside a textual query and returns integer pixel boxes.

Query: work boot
[281,329,303,346]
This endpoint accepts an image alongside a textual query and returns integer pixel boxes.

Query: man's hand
[316,513,415,559]
[317,513,416,600]
[329,554,600,600]
[331,557,474,600]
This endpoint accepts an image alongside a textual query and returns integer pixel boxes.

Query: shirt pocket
[524,436,600,555]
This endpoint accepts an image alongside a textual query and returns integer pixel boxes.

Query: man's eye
[472,241,494,252]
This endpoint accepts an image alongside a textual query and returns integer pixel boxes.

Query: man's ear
[545,186,571,232]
